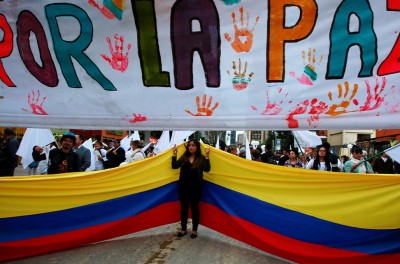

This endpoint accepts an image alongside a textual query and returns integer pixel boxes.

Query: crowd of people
[1,128,399,176]
[2,128,400,240]
[223,142,400,174]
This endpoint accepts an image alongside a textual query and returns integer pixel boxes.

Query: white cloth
[120,148,145,166]
[16,128,55,169]
[93,149,107,171]
[306,159,331,171]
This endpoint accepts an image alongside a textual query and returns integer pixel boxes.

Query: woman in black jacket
[172,139,210,239]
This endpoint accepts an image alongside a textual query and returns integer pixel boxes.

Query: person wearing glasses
[306,145,332,171]
[344,145,374,174]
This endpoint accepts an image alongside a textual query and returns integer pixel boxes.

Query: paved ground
[6,166,294,264]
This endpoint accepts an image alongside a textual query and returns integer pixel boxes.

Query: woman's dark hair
[351,145,363,154]
[180,139,203,168]
[289,150,298,157]
[313,145,331,171]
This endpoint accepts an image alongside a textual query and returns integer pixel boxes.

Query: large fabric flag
[16,128,55,169]
[1,144,399,263]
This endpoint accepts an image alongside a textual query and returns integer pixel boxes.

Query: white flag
[154,131,170,154]
[292,130,322,148]
[170,131,195,147]
[83,138,95,171]
[244,132,252,160]
[385,144,400,164]
[17,128,56,169]
[215,135,220,149]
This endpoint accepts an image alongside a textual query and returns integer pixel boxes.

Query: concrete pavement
[6,166,293,264]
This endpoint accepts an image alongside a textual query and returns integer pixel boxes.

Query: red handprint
[21,90,48,115]
[307,98,328,128]
[359,77,388,112]
[385,84,400,113]
[261,88,288,115]
[128,113,147,123]
[101,34,132,72]
[185,94,219,116]
[224,7,259,53]
[326,82,359,116]
[286,100,310,128]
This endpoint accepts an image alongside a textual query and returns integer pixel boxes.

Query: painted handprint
[101,34,132,72]
[88,0,125,20]
[286,99,310,128]
[227,58,254,91]
[290,48,322,86]
[260,87,288,115]
[88,0,116,19]
[359,77,388,112]
[21,90,48,115]
[128,113,147,123]
[224,7,259,53]
[307,98,328,128]
[185,94,219,116]
[385,84,400,113]
[326,81,359,116]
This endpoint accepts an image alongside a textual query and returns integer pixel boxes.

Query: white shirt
[306,159,331,171]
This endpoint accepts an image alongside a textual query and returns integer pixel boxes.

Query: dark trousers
[179,186,202,232]
[0,168,15,177]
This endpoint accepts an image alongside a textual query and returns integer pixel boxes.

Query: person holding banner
[344,145,374,174]
[172,139,210,239]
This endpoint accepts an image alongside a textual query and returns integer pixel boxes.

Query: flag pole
[351,144,400,169]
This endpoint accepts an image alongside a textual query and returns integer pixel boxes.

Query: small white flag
[244,132,252,160]
[385,144,400,164]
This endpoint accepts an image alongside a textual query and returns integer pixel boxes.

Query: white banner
[1,1,400,130]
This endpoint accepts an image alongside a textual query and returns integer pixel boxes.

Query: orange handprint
[326,82,359,116]
[101,34,132,72]
[128,113,147,123]
[21,90,48,115]
[224,7,259,53]
[185,94,219,116]
[227,58,254,91]
[359,77,388,112]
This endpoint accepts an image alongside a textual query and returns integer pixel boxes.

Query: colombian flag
[1,144,400,263]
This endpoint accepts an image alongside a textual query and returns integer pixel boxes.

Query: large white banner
[0,0,400,130]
